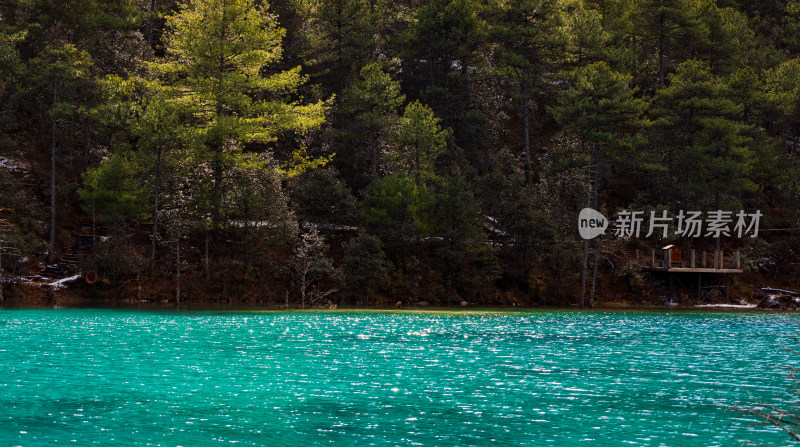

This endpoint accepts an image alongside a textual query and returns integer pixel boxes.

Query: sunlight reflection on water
[0,309,797,446]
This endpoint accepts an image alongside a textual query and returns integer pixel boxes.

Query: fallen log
[761,287,800,296]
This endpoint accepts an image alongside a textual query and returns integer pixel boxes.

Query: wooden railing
[647,249,741,270]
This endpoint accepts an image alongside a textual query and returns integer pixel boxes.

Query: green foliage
[152,0,328,146]
[288,166,358,225]
[149,0,331,230]
[477,171,558,271]
[16,0,141,43]
[346,63,406,126]
[552,61,649,152]
[726,67,767,124]
[361,172,437,244]
[345,63,406,176]
[431,176,500,297]
[93,75,190,151]
[342,232,394,302]
[695,5,754,75]
[559,0,613,68]
[0,31,25,98]
[629,0,706,87]
[765,59,800,140]
[79,154,148,222]
[4,0,800,306]
[278,145,334,179]
[411,0,484,65]
[488,0,562,78]
[31,42,92,81]
[294,0,379,93]
[391,101,450,182]
[784,0,800,53]
[30,41,93,120]
[404,0,485,118]
[653,59,754,204]
[0,30,25,149]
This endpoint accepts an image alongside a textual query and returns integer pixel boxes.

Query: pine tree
[551,61,648,307]
[695,4,754,76]
[432,176,499,300]
[630,0,705,89]
[345,63,405,178]
[342,232,393,304]
[295,0,378,99]
[149,0,329,237]
[653,59,752,212]
[404,0,484,125]
[391,101,449,185]
[93,75,188,281]
[0,30,25,150]
[78,153,148,240]
[31,41,92,262]
[487,0,561,185]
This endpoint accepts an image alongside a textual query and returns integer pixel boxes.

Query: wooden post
[670,274,674,302]
[725,273,730,303]
[697,273,702,303]
[664,249,670,269]
[651,248,655,268]
[0,243,3,304]
[720,250,724,269]
[635,249,639,262]
[175,225,180,303]
[690,250,696,268]
[702,251,707,269]
[736,251,740,269]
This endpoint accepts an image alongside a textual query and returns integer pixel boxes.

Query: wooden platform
[647,267,743,273]
[645,247,742,273]
[642,247,742,303]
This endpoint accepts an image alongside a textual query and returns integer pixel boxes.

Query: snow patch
[695,304,757,309]
[48,274,81,289]
[301,221,359,231]
[0,156,28,172]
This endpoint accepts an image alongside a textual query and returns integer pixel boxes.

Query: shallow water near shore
[0,309,797,446]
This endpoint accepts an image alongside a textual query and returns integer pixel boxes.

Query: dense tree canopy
[0,0,798,306]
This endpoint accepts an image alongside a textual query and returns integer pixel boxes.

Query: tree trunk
[243,192,249,278]
[148,0,156,46]
[49,76,57,263]
[175,225,180,303]
[92,196,96,249]
[658,11,665,89]
[715,192,721,254]
[205,229,210,287]
[300,266,308,309]
[370,132,377,178]
[579,149,593,308]
[683,123,694,214]
[212,143,223,242]
[580,240,588,309]
[522,84,533,185]
[590,248,599,308]
[589,145,600,307]
[667,147,676,215]
[0,244,4,304]
[212,6,227,245]
[151,145,161,282]
[415,145,421,186]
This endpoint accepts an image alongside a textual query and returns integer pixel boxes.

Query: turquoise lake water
[0,309,798,446]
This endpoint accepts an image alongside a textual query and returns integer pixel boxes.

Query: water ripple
[0,310,796,446]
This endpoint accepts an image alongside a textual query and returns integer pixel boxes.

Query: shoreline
[0,301,794,313]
